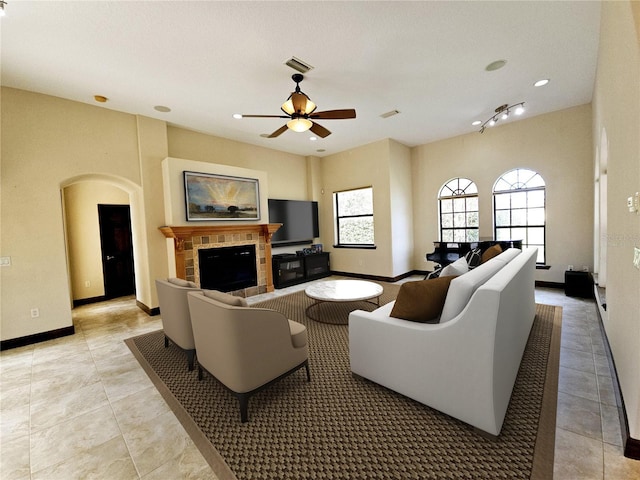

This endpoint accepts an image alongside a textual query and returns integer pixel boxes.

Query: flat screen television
[268,199,319,246]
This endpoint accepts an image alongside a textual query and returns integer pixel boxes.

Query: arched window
[493,168,546,263]
[438,178,479,242]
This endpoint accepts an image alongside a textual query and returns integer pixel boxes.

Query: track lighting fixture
[478,102,525,133]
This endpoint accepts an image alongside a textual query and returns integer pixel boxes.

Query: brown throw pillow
[390,276,457,323]
[481,244,502,263]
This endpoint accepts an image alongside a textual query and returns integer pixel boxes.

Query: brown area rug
[125,284,561,480]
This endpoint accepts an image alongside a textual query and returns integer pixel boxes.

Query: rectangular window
[439,194,479,242]
[334,187,375,247]
[494,189,546,263]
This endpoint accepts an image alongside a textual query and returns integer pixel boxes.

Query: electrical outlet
[0,256,10,267]
[634,247,640,270]
[85,280,91,287]
[629,192,640,214]
[30,308,40,318]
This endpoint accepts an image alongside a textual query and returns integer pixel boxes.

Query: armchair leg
[304,361,311,382]
[197,365,203,381]
[238,394,250,423]
[186,349,196,371]
[164,335,169,348]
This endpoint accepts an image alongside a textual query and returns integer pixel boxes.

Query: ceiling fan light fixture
[287,118,312,133]
[241,73,355,139]
[282,95,316,115]
[281,98,295,115]
[303,98,316,115]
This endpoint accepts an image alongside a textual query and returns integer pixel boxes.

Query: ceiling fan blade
[310,122,331,138]
[310,109,356,120]
[291,92,309,114]
[241,114,289,118]
[268,124,289,138]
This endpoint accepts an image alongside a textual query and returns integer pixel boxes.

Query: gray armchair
[155,278,201,371]
[187,290,310,422]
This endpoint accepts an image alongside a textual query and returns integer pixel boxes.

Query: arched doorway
[61,174,150,307]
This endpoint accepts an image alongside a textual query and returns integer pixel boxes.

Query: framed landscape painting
[184,171,260,221]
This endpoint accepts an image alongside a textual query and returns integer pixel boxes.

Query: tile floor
[1,278,639,479]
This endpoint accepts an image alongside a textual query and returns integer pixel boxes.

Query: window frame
[438,178,479,243]
[333,186,376,249]
[492,168,546,264]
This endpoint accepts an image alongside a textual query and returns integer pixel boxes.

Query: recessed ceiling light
[534,79,550,87]
[310,136,317,141]
[316,149,326,153]
[154,105,171,113]
[94,95,108,103]
[233,113,242,119]
[471,120,482,126]
[485,60,507,72]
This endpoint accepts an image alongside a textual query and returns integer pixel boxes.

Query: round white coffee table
[304,279,383,323]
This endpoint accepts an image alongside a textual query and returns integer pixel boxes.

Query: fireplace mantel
[159,224,282,295]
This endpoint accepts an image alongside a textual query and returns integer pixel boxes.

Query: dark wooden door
[98,204,135,299]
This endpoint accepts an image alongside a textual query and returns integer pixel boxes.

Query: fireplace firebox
[198,245,257,292]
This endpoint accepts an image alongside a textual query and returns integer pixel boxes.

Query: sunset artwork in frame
[184,171,260,221]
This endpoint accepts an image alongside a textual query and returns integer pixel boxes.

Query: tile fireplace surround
[159,224,281,297]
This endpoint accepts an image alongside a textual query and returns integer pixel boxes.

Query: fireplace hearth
[159,224,281,296]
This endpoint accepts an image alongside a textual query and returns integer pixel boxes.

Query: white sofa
[349,247,537,436]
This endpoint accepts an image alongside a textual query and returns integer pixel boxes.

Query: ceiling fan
[240,74,356,138]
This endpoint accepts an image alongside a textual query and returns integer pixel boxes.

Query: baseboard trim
[137,300,160,316]
[535,280,564,289]
[72,295,107,307]
[330,270,419,283]
[625,437,640,459]
[333,272,568,288]
[593,292,640,460]
[0,326,75,351]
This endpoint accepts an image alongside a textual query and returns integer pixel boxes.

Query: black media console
[272,252,330,289]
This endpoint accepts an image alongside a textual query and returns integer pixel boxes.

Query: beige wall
[161,157,270,226]
[389,140,414,276]
[0,87,595,342]
[165,126,314,257]
[0,88,311,341]
[411,105,594,284]
[320,138,414,278]
[167,126,308,200]
[592,0,640,441]
[1,88,141,340]
[63,182,129,300]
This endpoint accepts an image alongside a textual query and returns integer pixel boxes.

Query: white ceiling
[1,1,602,157]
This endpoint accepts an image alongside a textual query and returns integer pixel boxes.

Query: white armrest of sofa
[349,248,537,435]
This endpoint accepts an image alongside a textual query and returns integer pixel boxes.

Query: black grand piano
[426,240,523,268]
